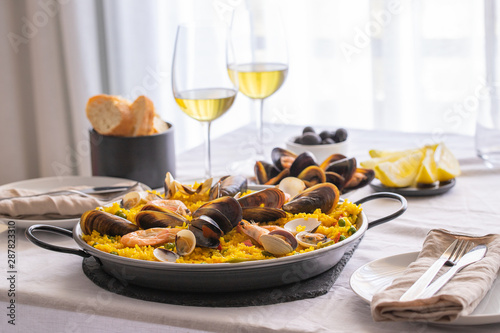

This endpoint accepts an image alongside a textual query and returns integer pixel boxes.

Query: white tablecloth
[1,125,500,332]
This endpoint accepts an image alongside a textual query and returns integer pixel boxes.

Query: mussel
[324,157,357,186]
[271,147,297,170]
[325,171,346,191]
[135,210,188,229]
[192,196,242,234]
[343,168,375,192]
[254,161,280,184]
[297,165,326,187]
[282,183,340,215]
[289,152,318,177]
[80,210,139,236]
[319,154,347,170]
[241,207,287,222]
[189,215,223,248]
[209,175,247,200]
[164,172,212,199]
[260,229,298,255]
[237,188,286,209]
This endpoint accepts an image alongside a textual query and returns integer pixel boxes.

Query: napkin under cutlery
[0,183,144,219]
[371,229,500,323]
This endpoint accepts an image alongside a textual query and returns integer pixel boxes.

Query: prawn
[236,220,269,245]
[120,227,182,247]
[148,199,190,216]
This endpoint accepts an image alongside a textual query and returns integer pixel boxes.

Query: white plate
[350,252,500,325]
[0,176,149,229]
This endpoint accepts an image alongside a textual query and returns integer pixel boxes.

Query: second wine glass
[172,23,238,178]
[229,5,288,159]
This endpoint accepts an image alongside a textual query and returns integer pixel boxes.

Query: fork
[444,239,474,266]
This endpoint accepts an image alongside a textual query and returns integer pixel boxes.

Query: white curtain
[0,0,490,184]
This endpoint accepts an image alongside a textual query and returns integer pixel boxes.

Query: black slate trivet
[82,238,361,307]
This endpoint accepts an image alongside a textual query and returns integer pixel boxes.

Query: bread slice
[130,95,155,136]
[86,95,133,136]
[152,114,169,134]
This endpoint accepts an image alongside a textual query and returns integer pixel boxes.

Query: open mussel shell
[264,168,290,186]
[282,183,340,215]
[296,231,330,248]
[271,147,297,171]
[319,154,347,170]
[209,175,248,199]
[343,168,375,192]
[283,217,320,235]
[297,165,326,187]
[260,229,298,256]
[254,161,280,184]
[193,196,242,233]
[325,171,346,191]
[80,210,139,236]
[324,157,356,184]
[175,229,196,256]
[289,152,318,177]
[237,187,285,209]
[241,207,287,223]
[120,191,161,210]
[189,215,223,248]
[153,248,179,263]
[135,210,188,229]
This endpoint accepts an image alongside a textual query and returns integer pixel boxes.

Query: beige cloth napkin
[371,229,500,323]
[0,183,143,219]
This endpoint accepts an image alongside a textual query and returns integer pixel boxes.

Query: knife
[417,244,487,299]
[399,239,459,301]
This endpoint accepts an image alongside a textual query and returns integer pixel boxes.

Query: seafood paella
[80,172,362,264]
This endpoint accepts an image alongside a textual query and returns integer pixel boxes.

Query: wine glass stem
[256,98,265,157]
[202,121,212,178]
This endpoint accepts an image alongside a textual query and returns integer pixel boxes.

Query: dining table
[1,123,500,333]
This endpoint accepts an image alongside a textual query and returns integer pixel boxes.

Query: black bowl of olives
[286,126,348,162]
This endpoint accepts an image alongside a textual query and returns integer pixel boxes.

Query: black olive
[294,136,303,144]
[322,138,335,145]
[333,128,348,143]
[302,126,315,134]
[319,130,330,140]
[301,132,322,145]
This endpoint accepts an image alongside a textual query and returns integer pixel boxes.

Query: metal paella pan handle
[25,224,91,258]
[354,192,407,229]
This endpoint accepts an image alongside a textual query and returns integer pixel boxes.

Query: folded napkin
[0,183,144,219]
[371,229,500,323]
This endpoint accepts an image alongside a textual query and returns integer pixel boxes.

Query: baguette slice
[152,114,169,134]
[130,95,156,136]
[86,95,133,136]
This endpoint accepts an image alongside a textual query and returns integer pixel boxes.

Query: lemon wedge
[361,149,421,170]
[415,148,438,184]
[374,151,424,187]
[436,144,461,181]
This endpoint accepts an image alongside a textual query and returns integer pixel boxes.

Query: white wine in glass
[172,23,238,178]
[229,5,288,158]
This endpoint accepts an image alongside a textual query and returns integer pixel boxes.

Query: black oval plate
[369,178,456,197]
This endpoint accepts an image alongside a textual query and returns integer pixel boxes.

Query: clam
[237,187,285,209]
[297,165,326,187]
[193,196,242,233]
[153,248,179,263]
[283,217,320,235]
[241,207,287,222]
[175,229,196,256]
[80,210,139,236]
[271,147,297,170]
[164,172,176,199]
[189,215,223,248]
[296,231,331,248]
[209,175,247,199]
[260,229,298,255]
[282,183,340,215]
[120,191,162,209]
[135,210,188,229]
[278,177,306,199]
[343,168,375,192]
[289,152,318,177]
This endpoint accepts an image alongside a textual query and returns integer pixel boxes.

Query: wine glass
[229,5,288,159]
[172,23,238,178]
